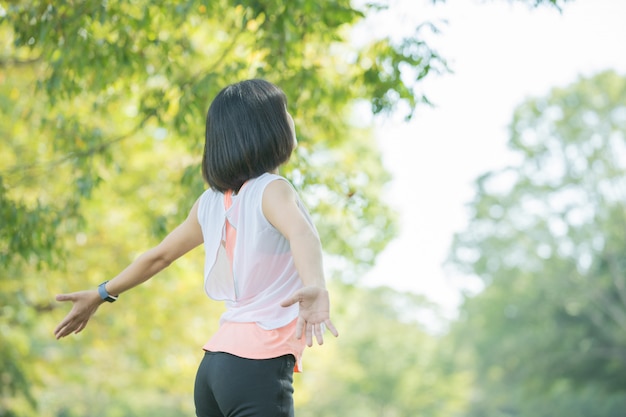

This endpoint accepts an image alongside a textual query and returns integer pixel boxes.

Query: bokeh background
[2,0,626,416]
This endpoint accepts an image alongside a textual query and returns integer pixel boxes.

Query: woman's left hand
[281,286,339,346]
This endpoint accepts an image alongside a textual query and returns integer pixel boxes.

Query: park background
[2,0,626,416]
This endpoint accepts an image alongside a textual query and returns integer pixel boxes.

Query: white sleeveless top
[197,173,316,329]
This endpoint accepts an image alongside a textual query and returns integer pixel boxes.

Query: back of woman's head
[202,79,295,193]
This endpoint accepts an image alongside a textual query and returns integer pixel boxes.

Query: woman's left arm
[263,180,339,346]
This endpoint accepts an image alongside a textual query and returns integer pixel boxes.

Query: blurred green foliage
[1,0,444,415]
[0,0,594,416]
[448,70,626,416]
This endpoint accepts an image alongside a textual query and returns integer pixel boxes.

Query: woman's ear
[286,111,297,147]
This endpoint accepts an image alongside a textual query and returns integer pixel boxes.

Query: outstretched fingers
[54,293,74,338]
[54,319,73,339]
[54,313,82,339]
[312,319,339,346]
[53,290,101,340]
[295,317,319,347]
[313,322,324,346]
[302,320,340,347]
[295,316,305,340]
[282,286,339,346]
[55,293,74,303]
[324,318,339,338]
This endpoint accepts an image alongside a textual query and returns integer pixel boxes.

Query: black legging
[194,351,295,417]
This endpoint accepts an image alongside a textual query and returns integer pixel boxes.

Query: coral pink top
[197,175,314,372]
[203,320,306,372]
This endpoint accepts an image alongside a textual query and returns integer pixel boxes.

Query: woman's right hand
[54,290,104,339]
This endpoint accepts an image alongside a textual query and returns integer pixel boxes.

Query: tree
[1,0,445,268]
[0,0,573,281]
[296,282,470,417]
[0,0,572,415]
[447,70,626,415]
[2,1,444,415]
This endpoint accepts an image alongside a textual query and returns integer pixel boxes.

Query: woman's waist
[220,300,299,329]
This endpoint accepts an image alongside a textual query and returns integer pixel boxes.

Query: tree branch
[0,56,43,68]
[2,110,156,183]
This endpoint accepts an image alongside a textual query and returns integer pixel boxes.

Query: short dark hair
[202,79,295,193]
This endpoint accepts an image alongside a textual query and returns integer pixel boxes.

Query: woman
[54,79,338,417]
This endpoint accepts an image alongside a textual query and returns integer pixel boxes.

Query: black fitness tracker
[98,281,118,303]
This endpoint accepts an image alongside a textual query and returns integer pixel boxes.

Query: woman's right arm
[54,198,204,339]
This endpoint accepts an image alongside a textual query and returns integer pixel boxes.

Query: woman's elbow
[143,247,176,271]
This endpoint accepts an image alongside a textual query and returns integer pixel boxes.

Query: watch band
[98,281,118,303]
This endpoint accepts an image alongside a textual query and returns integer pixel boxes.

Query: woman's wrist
[90,289,106,305]
[98,281,119,303]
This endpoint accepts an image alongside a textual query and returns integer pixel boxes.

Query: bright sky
[361,0,626,317]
